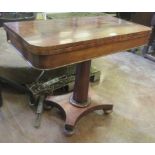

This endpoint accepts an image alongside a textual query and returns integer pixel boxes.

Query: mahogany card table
[4,15,151,134]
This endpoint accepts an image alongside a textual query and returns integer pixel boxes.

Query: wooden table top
[4,15,151,69]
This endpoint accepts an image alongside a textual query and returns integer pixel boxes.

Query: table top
[4,15,151,69]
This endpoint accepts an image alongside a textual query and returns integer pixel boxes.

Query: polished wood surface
[72,60,91,105]
[4,15,151,69]
[3,15,152,134]
[46,88,113,132]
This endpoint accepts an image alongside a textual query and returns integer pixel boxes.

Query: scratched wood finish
[4,15,151,69]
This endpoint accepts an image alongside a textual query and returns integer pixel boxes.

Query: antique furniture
[3,15,151,134]
[0,13,102,128]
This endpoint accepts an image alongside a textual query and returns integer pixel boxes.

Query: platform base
[46,88,113,135]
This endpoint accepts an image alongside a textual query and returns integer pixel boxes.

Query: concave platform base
[46,88,113,135]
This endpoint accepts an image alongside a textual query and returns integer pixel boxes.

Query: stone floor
[1,27,155,142]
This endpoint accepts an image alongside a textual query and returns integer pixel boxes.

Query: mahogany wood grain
[3,15,152,134]
[46,88,113,131]
[4,15,151,69]
[72,60,91,104]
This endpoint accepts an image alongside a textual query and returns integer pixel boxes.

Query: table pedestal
[46,60,113,135]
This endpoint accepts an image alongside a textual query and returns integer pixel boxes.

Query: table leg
[46,60,113,135]
[70,60,91,107]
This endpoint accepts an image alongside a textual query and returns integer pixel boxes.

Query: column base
[69,95,91,108]
[45,88,113,136]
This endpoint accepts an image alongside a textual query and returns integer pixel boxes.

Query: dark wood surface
[72,60,91,104]
[3,15,152,134]
[4,15,151,69]
[46,88,113,132]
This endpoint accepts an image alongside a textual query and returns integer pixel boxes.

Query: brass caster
[64,125,75,136]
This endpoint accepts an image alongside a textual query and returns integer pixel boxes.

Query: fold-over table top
[4,15,151,69]
[4,15,151,54]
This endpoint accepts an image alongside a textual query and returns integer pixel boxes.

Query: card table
[4,15,151,135]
